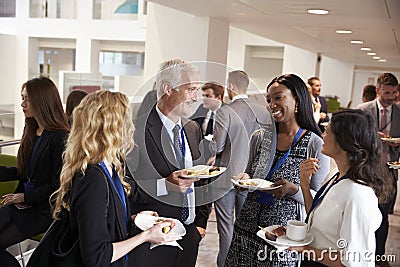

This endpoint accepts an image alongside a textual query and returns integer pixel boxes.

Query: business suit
[0,129,67,241]
[69,164,130,267]
[316,96,329,132]
[128,106,209,267]
[358,99,400,256]
[190,104,209,134]
[212,97,270,266]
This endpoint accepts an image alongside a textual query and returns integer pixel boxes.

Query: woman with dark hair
[225,74,329,266]
[295,109,393,266]
[65,89,88,125]
[0,77,69,266]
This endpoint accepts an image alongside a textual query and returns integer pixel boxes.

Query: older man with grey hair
[128,59,210,267]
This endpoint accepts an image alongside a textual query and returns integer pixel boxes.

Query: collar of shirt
[156,105,182,137]
[377,100,392,114]
[232,94,248,102]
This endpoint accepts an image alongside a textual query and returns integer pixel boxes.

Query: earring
[295,105,298,113]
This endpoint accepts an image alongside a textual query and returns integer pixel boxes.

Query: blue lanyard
[99,162,127,213]
[28,135,42,180]
[164,125,186,163]
[99,161,129,261]
[306,172,346,223]
[257,128,303,206]
[266,128,303,180]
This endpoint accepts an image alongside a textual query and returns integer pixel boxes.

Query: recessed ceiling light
[367,52,376,56]
[361,47,372,51]
[372,56,381,60]
[351,40,364,44]
[378,59,387,62]
[307,9,329,15]
[336,30,352,34]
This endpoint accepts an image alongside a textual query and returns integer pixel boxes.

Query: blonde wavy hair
[52,90,135,219]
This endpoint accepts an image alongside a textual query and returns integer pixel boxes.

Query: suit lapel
[146,108,177,174]
[106,174,128,239]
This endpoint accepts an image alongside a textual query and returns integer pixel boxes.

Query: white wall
[143,2,209,81]
[319,55,354,108]
[282,45,317,82]
[0,34,16,106]
[227,27,283,70]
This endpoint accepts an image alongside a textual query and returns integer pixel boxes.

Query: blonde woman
[52,91,178,267]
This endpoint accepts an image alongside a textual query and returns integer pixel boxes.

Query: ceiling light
[351,40,364,44]
[336,30,352,34]
[378,59,387,62]
[307,9,329,15]
[360,47,372,51]
[367,52,376,56]
[372,56,381,60]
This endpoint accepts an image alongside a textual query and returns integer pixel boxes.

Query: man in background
[212,70,269,266]
[361,84,377,103]
[308,77,329,132]
[191,82,224,137]
[358,73,400,265]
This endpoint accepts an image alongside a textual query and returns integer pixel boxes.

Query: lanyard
[257,128,303,205]
[28,135,42,181]
[306,172,346,223]
[99,162,128,227]
[266,128,303,180]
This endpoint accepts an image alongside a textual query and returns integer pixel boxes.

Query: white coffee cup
[286,220,307,241]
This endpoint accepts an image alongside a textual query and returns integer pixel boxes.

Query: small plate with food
[381,137,400,144]
[231,178,282,191]
[134,213,186,238]
[181,165,226,179]
[387,161,400,169]
[257,225,314,251]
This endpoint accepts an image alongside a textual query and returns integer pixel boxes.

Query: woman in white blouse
[295,109,394,267]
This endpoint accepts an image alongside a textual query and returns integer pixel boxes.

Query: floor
[196,184,400,267]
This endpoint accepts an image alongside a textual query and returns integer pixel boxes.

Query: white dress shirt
[308,179,381,267]
[155,106,195,224]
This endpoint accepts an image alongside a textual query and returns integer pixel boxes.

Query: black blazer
[129,107,209,228]
[190,104,209,135]
[70,164,130,267]
[0,130,67,216]
[317,96,329,132]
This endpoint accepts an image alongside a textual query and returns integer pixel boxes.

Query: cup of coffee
[286,220,307,241]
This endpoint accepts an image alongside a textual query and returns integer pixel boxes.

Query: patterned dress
[225,130,322,267]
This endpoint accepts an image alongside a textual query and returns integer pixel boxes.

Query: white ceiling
[149,0,400,71]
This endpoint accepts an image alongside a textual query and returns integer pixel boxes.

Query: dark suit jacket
[190,104,209,135]
[128,106,210,266]
[0,130,67,231]
[129,106,209,226]
[315,96,329,132]
[70,164,130,267]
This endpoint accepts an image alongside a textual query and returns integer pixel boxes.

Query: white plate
[381,137,400,144]
[231,178,283,191]
[387,162,400,169]
[320,122,329,127]
[134,214,186,238]
[257,225,314,251]
[180,165,227,179]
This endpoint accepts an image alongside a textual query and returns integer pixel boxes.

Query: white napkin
[149,237,183,250]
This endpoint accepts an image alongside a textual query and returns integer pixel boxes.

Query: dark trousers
[375,168,397,256]
[301,259,327,267]
[130,223,202,267]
